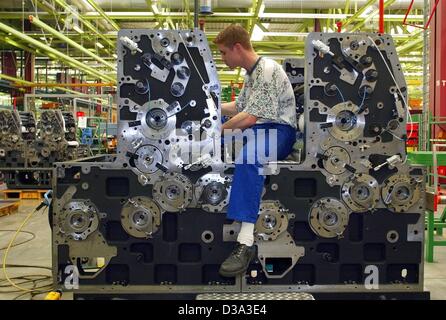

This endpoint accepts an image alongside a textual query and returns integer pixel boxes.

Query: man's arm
[221,101,238,117]
[221,111,257,131]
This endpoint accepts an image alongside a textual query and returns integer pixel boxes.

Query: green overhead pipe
[33,0,113,55]
[344,0,351,14]
[342,0,376,28]
[0,35,37,53]
[0,74,34,86]
[0,74,90,95]
[238,0,264,82]
[350,0,396,32]
[29,15,116,70]
[84,0,120,31]
[397,37,424,54]
[52,0,115,48]
[0,21,115,83]
[0,11,425,23]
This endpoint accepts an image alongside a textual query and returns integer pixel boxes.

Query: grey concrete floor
[1,199,446,300]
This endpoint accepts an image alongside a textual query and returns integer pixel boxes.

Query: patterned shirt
[235,57,297,128]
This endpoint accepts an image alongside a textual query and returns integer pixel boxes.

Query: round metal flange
[201,230,214,243]
[153,32,176,54]
[146,108,168,130]
[40,147,51,158]
[341,173,380,212]
[323,146,351,175]
[135,79,150,95]
[153,172,193,212]
[171,52,184,65]
[121,197,162,238]
[309,197,349,238]
[327,102,365,141]
[194,173,231,213]
[58,200,99,241]
[255,201,289,241]
[134,144,163,174]
[381,174,421,213]
[137,99,176,140]
[387,230,399,243]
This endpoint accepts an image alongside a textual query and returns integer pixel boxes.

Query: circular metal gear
[309,197,349,238]
[341,173,380,212]
[146,108,168,130]
[327,102,365,141]
[58,200,99,241]
[323,146,351,175]
[255,201,289,241]
[381,174,422,213]
[152,32,176,54]
[121,197,162,238]
[135,79,150,95]
[40,147,51,158]
[137,99,176,140]
[153,172,193,212]
[194,173,231,213]
[171,52,184,65]
[134,144,163,174]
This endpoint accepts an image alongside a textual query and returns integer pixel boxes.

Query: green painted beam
[52,0,115,48]
[0,11,425,23]
[397,37,424,54]
[0,21,115,82]
[29,15,116,70]
[342,0,376,28]
[84,0,121,31]
[407,152,446,166]
[350,0,397,32]
[344,0,351,15]
[33,0,113,56]
[0,74,92,95]
[235,0,264,84]
[0,35,37,54]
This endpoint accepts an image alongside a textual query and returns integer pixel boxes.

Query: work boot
[219,243,255,277]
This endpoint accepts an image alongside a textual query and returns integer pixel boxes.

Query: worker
[214,25,297,277]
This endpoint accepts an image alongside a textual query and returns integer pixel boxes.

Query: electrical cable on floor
[1,206,55,295]
[0,230,36,251]
[0,272,52,292]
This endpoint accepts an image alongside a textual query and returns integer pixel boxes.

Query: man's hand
[221,101,238,117]
[221,111,257,132]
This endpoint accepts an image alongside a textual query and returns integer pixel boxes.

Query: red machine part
[379,0,384,33]
[429,0,446,135]
[438,166,446,185]
[403,0,441,29]
[406,122,419,146]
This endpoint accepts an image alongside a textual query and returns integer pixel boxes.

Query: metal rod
[379,0,385,33]
[18,82,115,88]
[84,0,120,31]
[51,0,115,48]
[0,21,115,82]
[194,0,199,28]
[29,15,116,71]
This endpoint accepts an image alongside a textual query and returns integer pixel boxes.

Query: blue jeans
[226,123,296,223]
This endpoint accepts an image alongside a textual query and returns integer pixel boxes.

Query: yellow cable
[1,208,47,293]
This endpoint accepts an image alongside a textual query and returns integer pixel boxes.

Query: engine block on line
[0,109,79,189]
[50,31,427,300]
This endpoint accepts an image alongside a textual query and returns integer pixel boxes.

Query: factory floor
[0,199,446,300]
